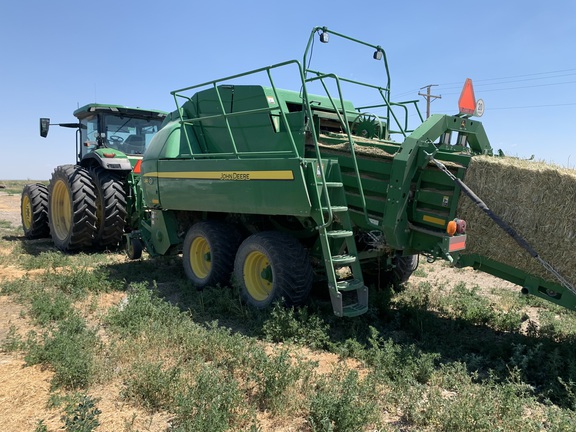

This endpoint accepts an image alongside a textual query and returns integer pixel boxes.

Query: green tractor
[21,104,167,252]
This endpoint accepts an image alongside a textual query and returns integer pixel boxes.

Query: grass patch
[2,232,576,429]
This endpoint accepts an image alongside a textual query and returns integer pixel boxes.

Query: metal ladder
[313,159,368,317]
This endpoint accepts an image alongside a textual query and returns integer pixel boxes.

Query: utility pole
[419,84,441,118]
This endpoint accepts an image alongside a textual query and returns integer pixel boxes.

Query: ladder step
[317,181,344,188]
[322,205,348,213]
[342,303,369,317]
[332,254,357,265]
[326,229,353,238]
[337,278,365,291]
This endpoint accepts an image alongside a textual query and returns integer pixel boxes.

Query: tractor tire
[234,231,313,309]
[48,165,97,251]
[21,183,50,239]
[182,221,242,289]
[88,165,127,248]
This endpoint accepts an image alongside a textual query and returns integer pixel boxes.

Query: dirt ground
[0,191,521,431]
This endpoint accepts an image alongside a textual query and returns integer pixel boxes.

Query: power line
[436,68,576,87]
[441,79,576,96]
[489,102,576,110]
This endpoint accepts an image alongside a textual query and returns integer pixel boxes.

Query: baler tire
[48,165,97,252]
[21,183,50,239]
[389,254,419,290]
[88,165,127,248]
[182,221,241,289]
[234,231,313,309]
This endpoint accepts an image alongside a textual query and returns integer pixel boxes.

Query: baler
[132,28,492,317]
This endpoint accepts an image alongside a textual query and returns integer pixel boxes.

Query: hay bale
[457,156,576,285]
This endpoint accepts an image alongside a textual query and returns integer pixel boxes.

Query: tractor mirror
[40,118,50,137]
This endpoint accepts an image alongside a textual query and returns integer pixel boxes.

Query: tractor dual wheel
[21,183,50,239]
[88,165,127,248]
[234,231,313,309]
[182,221,242,289]
[48,165,97,251]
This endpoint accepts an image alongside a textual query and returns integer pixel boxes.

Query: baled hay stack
[457,156,576,285]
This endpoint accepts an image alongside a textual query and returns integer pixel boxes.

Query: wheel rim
[21,195,32,230]
[190,237,211,279]
[244,250,273,301]
[51,180,72,241]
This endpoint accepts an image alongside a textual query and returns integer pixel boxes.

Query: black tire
[88,165,127,248]
[360,254,419,290]
[21,183,50,239]
[234,231,313,309]
[126,237,143,260]
[386,254,419,291]
[48,165,97,251]
[182,221,242,288]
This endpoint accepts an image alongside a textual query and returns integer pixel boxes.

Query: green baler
[134,28,494,317]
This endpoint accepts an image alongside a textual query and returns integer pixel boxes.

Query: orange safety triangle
[458,78,476,115]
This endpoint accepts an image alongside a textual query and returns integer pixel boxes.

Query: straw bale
[457,156,576,285]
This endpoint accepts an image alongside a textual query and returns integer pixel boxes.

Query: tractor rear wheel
[21,183,50,239]
[88,165,127,248]
[233,231,313,309]
[48,165,97,251]
[182,221,241,289]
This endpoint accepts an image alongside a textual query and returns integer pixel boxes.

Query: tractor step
[336,278,365,291]
[326,229,353,238]
[317,181,344,188]
[343,303,369,317]
[332,254,357,265]
[322,205,348,213]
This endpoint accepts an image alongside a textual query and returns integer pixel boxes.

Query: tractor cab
[40,104,167,163]
[73,104,167,159]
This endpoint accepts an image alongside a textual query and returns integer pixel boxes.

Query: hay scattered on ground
[457,156,576,285]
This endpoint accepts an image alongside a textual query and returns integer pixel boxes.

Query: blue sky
[2,0,575,179]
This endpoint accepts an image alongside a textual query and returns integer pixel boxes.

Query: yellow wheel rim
[51,180,72,241]
[244,251,272,301]
[190,237,211,279]
[22,195,32,230]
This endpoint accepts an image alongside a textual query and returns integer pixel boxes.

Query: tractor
[21,104,166,253]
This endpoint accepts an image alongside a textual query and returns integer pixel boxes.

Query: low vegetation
[1,182,576,431]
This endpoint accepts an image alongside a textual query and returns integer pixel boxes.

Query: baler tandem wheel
[182,221,241,289]
[234,231,313,309]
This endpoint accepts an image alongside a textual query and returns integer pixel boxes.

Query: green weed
[249,348,314,414]
[61,394,101,432]
[261,303,330,349]
[1,325,24,352]
[308,369,379,432]
[171,365,244,432]
[25,314,99,390]
[29,290,74,325]
[122,361,181,411]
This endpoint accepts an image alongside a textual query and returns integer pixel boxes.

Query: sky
[1,0,575,180]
